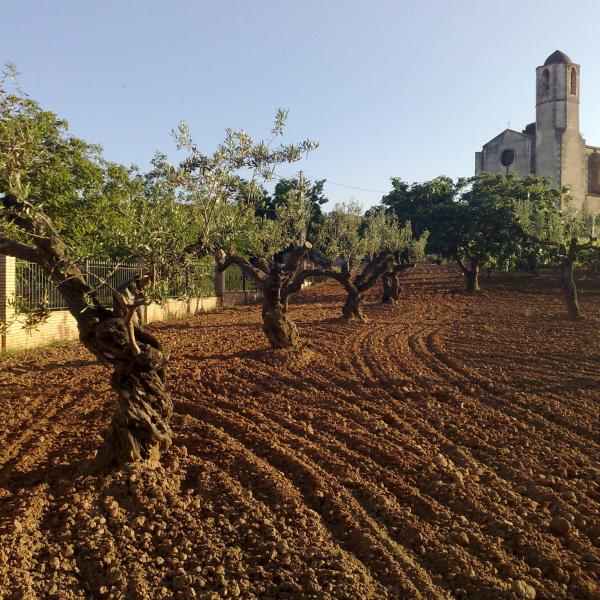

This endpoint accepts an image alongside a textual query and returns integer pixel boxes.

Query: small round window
[501,149,515,167]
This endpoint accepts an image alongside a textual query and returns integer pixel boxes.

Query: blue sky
[4,0,600,207]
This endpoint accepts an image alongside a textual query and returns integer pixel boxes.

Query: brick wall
[0,258,233,351]
[4,310,80,351]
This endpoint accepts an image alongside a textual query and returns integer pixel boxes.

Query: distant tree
[383,174,535,291]
[382,176,455,237]
[515,189,598,319]
[389,172,600,313]
[381,229,428,304]
[291,202,417,320]
[216,197,313,349]
[257,176,328,240]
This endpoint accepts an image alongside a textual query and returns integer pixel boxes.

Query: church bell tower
[535,50,586,206]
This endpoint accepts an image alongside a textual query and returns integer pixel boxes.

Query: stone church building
[475,50,600,213]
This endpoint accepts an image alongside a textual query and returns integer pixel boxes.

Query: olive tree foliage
[173,109,320,348]
[515,188,598,319]
[0,67,195,470]
[295,201,421,320]
[117,154,210,307]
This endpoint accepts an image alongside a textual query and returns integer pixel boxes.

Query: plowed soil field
[1,265,599,600]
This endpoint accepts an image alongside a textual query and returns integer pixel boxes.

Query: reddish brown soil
[1,266,599,600]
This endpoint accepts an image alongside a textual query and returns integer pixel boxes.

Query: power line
[272,171,386,194]
[323,180,386,194]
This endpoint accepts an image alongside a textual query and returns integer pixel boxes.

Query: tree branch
[281,267,326,302]
[281,241,313,276]
[310,257,354,291]
[354,251,389,289]
[179,240,210,262]
[2,195,95,319]
[0,236,44,263]
[216,251,269,284]
[392,262,415,275]
[255,258,271,274]
[356,255,391,292]
[453,252,469,275]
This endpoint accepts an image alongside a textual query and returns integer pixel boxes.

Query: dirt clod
[512,579,537,599]
[551,516,572,536]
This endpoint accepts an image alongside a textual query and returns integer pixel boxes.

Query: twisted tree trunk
[290,252,391,321]
[560,239,582,320]
[342,289,365,321]
[561,262,581,320]
[86,319,172,469]
[1,195,173,472]
[261,281,299,349]
[117,273,151,326]
[465,264,480,293]
[455,252,481,293]
[457,257,480,292]
[217,242,312,349]
[381,272,399,305]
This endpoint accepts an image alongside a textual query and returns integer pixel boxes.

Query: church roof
[544,50,572,65]
[481,128,529,149]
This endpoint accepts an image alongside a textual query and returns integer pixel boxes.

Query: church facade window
[571,68,577,95]
[500,149,515,167]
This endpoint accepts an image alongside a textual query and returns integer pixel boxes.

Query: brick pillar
[0,255,16,351]
[214,268,225,304]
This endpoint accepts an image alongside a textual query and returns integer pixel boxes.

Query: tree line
[1,68,598,471]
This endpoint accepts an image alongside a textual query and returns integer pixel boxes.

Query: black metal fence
[224,266,259,293]
[167,260,216,299]
[15,259,217,311]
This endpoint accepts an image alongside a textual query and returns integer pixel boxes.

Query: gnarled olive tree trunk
[261,278,300,349]
[342,288,365,320]
[116,273,151,326]
[217,242,312,349]
[561,261,581,319]
[560,238,582,320]
[465,264,480,292]
[341,251,391,320]
[1,195,173,471]
[456,255,481,292]
[381,259,414,305]
[381,272,399,304]
[85,317,172,469]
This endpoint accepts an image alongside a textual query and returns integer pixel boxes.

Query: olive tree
[0,71,196,470]
[291,202,412,320]
[173,109,319,348]
[216,195,313,348]
[381,228,428,304]
[257,176,328,240]
[515,190,598,319]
